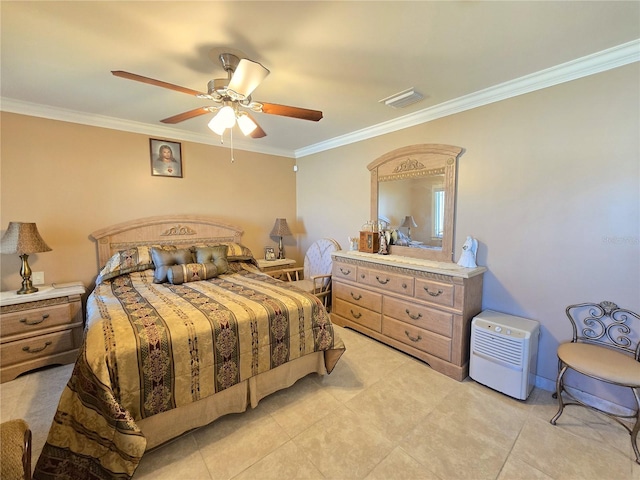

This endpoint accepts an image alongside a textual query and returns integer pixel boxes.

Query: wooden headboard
[90,215,244,270]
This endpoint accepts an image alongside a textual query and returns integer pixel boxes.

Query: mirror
[368,144,464,262]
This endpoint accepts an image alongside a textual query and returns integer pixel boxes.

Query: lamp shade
[400,215,417,228]
[270,218,292,237]
[0,222,52,255]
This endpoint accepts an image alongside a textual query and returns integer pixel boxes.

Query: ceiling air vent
[379,88,424,109]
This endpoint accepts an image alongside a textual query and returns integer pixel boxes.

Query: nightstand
[0,283,85,383]
[256,258,296,273]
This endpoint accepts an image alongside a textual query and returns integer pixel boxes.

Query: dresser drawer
[383,297,453,337]
[334,282,382,313]
[414,278,455,307]
[1,329,78,366]
[357,267,414,296]
[334,298,381,332]
[383,317,451,361]
[333,263,357,282]
[1,303,78,338]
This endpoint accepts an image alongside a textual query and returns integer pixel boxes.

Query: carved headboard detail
[90,215,244,271]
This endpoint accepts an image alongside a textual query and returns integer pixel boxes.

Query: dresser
[331,251,485,381]
[0,283,85,382]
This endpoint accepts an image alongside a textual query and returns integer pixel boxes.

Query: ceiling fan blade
[227,59,270,98]
[246,113,267,138]
[112,71,207,97]
[160,107,212,124]
[260,102,323,122]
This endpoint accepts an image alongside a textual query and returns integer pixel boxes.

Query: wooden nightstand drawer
[1,328,79,366]
[1,302,79,338]
[0,283,85,382]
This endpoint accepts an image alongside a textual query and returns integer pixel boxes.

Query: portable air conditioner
[470,310,540,400]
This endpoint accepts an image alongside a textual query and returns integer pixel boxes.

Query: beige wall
[297,63,640,399]
[0,113,299,290]
[1,63,638,404]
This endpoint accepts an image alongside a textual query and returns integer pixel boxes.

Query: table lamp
[0,222,52,294]
[270,218,292,259]
[400,215,417,240]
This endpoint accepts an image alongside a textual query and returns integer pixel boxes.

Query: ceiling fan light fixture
[208,104,236,135]
[219,105,237,127]
[237,113,258,136]
[379,88,425,109]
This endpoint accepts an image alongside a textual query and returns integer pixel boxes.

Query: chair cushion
[1,419,29,480]
[558,342,640,387]
[290,279,315,293]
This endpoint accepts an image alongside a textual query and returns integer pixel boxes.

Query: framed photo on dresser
[264,247,276,261]
[150,139,182,177]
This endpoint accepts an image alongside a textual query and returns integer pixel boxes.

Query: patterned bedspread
[33,267,344,479]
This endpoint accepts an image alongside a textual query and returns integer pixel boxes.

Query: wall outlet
[32,271,45,285]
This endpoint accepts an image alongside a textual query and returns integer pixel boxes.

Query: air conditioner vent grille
[472,328,524,367]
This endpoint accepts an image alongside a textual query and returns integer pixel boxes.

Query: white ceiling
[1,1,639,158]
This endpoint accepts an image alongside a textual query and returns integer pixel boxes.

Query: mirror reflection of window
[432,186,445,239]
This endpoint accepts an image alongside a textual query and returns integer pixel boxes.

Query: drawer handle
[350,292,362,301]
[405,331,422,343]
[349,309,362,319]
[22,341,52,354]
[405,309,422,321]
[424,287,443,297]
[20,313,50,326]
[340,268,352,275]
[402,283,408,289]
[375,276,390,285]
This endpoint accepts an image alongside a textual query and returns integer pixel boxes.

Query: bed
[33,215,345,480]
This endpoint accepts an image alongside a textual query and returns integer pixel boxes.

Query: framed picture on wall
[150,138,183,177]
[264,247,276,261]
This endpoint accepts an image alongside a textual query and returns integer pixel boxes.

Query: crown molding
[1,40,637,160]
[295,39,640,158]
[0,99,295,158]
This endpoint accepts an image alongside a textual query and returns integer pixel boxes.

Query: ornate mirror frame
[368,144,464,262]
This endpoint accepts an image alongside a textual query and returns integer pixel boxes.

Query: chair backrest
[303,238,341,280]
[566,301,640,360]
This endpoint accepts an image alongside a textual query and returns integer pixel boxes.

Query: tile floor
[2,325,639,479]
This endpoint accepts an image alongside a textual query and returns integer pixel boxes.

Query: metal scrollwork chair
[550,301,640,463]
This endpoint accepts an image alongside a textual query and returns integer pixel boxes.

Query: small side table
[256,258,296,273]
[0,283,85,383]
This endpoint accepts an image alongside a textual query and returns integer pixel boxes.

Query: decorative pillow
[151,246,194,283]
[192,242,255,262]
[193,245,230,275]
[166,263,219,285]
[96,246,154,284]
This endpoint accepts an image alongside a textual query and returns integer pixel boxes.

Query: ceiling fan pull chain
[230,128,235,163]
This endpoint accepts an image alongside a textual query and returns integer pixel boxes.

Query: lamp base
[277,237,285,259]
[17,253,38,294]
[17,283,38,295]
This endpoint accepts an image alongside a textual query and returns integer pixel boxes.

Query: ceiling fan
[112,52,323,139]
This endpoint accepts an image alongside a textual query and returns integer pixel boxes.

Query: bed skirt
[139,351,327,450]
